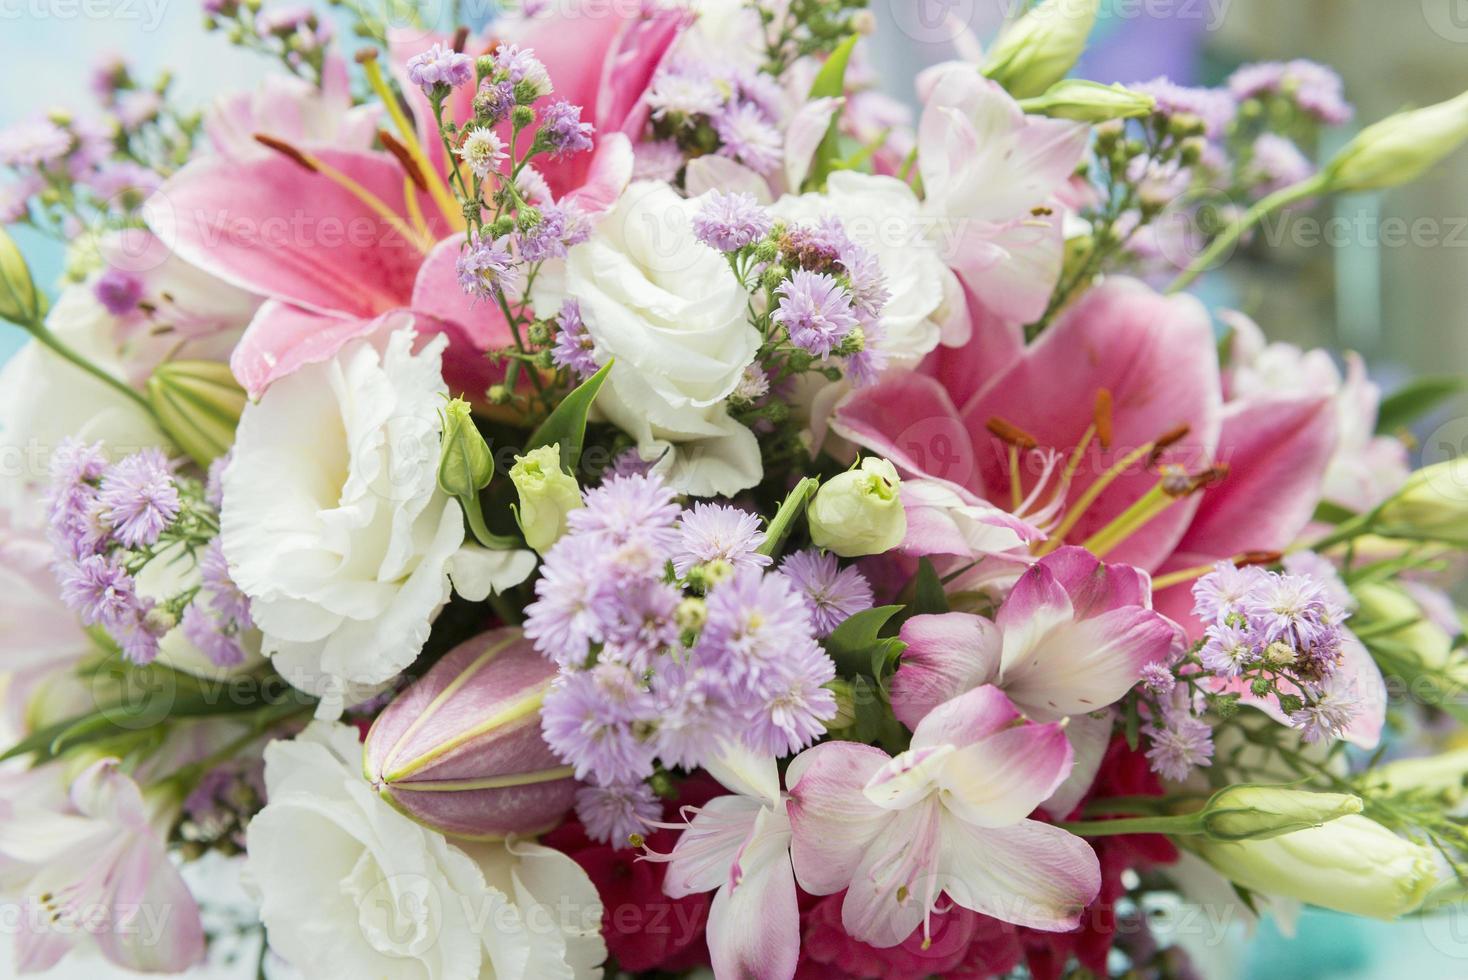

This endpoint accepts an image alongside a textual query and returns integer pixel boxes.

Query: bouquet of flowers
[5,0,1468,976]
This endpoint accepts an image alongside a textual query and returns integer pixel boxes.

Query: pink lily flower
[890,547,1177,815]
[915,63,1090,327]
[204,52,381,160]
[786,685,1101,949]
[0,759,204,974]
[644,747,800,980]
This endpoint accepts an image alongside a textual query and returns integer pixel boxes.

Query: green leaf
[527,360,613,474]
[912,559,949,616]
[825,604,904,678]
[1312,500,1359,525]
[802,34,859,191]
[757,477,820,558]
[1376,376,1468,434]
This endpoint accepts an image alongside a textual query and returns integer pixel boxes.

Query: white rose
[245,722,605,980]
[532,182,763,497]
[771,171,969,365]
[220,323,533,717]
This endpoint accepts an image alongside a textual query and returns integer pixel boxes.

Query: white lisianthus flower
[532,182,763,497]
[220,324,533,716]
[245,722,606,980]
[772,171,970,364]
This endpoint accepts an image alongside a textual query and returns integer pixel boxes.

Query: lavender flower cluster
[523,470,872,843]
[645,56,787,177]
[45,439,251,667]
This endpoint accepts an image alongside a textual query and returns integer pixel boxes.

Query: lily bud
[1322,90,1468,192]
[509,444,583,554]
[808,457,907,557]
[982,0,1100,99]
[1019,80,1156,122]
[1199,785,1362,841]
[364,629,577,839]
[145,361,246,467]
[0,226,43,328]
[1376,458,1468,546]
[1194,814,1436,919]
[436,397,493,499]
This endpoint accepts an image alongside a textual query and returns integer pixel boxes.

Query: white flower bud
[509,444,583,554]
[982,0,1100,99]
[1322,90,1468,192]
[808,457,907,557]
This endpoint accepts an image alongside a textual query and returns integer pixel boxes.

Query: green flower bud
[1199,785,1363,842]
[511,105,536,130]
[1372,748,1468,803]
[0,227,43,328]
[808,457,907,557]
[1322,90,1468,193]
[1193,815,1436,919]
[982,0,1100,99]
[437,397,493,499]
[1018,80,1156,122]
[1353,582,1456,670]
[145,360,247,467]
[509,444,583,554]
[1376,457,1468,546]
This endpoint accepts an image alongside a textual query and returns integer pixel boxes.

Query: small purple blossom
[405,43,474,93]
[696,568,819,688]
[455,234,519,300]
[714,102,783,175]
[94,267,144,316]
[651,660,732,769]
[779,549,873,638]
[551,299,599,379]
[1199,622,1258,678]
[473,80,517,126]
[743,641,836,756]
[672,503,770,578]
[494,44,552,96]
[524,534,615,667]
[1191,562,1268,625]
[1140,662,1177,696]
[646,65,725,119]
[0,119,72,168]
[1143,711,1215,782]
[58,553,141,629]
[97,448,180,549]
[1289,689,1359,743]
[773,270,859,358]
[181,602,246,668]
[575,782,663,847]
[566,472,681,556]
[518,202,590,263]
[693,190,772,252]
[1228,60,1352,125]
[538,100,594,158]
[1133,77,1238,139]
[541,669,657,786]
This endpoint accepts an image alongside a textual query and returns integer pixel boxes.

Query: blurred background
[3,0,1468,976]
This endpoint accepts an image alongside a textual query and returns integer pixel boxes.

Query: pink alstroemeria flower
[890,547,1175,816]
[0,759,204,974]
[915,63,1090,327]
[835,277,1339,624]
[645,747,800,980]
[787,685,1101,950]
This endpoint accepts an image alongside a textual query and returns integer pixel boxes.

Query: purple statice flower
[730,363,771,405]
[473,79,517,126]
[1282,550,1354,611]
[1228,60,1352,125]
[538,101,594,158]
[696,568,817,688]
[835,236,891,323]
[494,44,553,96]
[693,190,772,252]
[575,781,663,847]
[181,602,246,668]
[566,472,681,558]
[1248,134,1315,196]
[405,43,474,93]
[93,267,144,316]
[1143,710,1214,782]
[646,65,725,119]
[651,660,732,769]
[1191,562,1268,625]
[525,534,614,667]
[97,448,180,549]
[732,68,785,120]
[87,161,162,203]
[1199,622,1258,678]
[550,299,599,378]
[1289,688,1359,743]
[518,202,590,262]
[672,503,770,578]
[111,606,165,665]
[1133,78,1238,139]
[743,640,837,756]
[773,270,859,358]
[0,119,72,168]
[455,234,519,300]
[842,315,889,388]
[779,549,873,638]
[714,102,783,175]
[540,669,657,786]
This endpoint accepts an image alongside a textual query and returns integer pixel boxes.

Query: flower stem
[25,320,157,419]
[1167,174,1328,294]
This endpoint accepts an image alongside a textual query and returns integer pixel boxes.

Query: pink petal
[786,741,893,896]
[1037,545,1153,615]
[938,815,1100,931]
[841,802,943,948]
[938,722,1073,827]
[229,301,385,399]
[911,684,1022,752]
[150,149,433,317]
[662,794,765,898]
[960,278,1223,572]
[707,811,800,980]
[410,235,516,351]
[1042,708,1116,819]
[95,837,206,973]
[561,133,634,216]
[890,613,1002,730]
[918,287,1025,409]
[996,561,1077,674]
[942,212,1065,326]
[831,372,980,494]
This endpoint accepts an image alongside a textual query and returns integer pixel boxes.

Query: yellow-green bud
[982,0,1100,99]
[437,397,494,499]
[509,444,583,554]
[1376,458,1468,546]
[0,227,43,328]
[808,457,907,557]
[1372,748,1468,803]
[1018,80,1156,122]
[675,597,707,632]
[1199,785,1363,842]
[1322,90,1468,193]
[145,360,246,467]
[1193,814,1436,919]
[1352,582,1459,674]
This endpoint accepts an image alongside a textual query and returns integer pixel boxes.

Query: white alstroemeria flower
[531,182,763,498]
[221,324,533,717]
[245,722,606,980]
